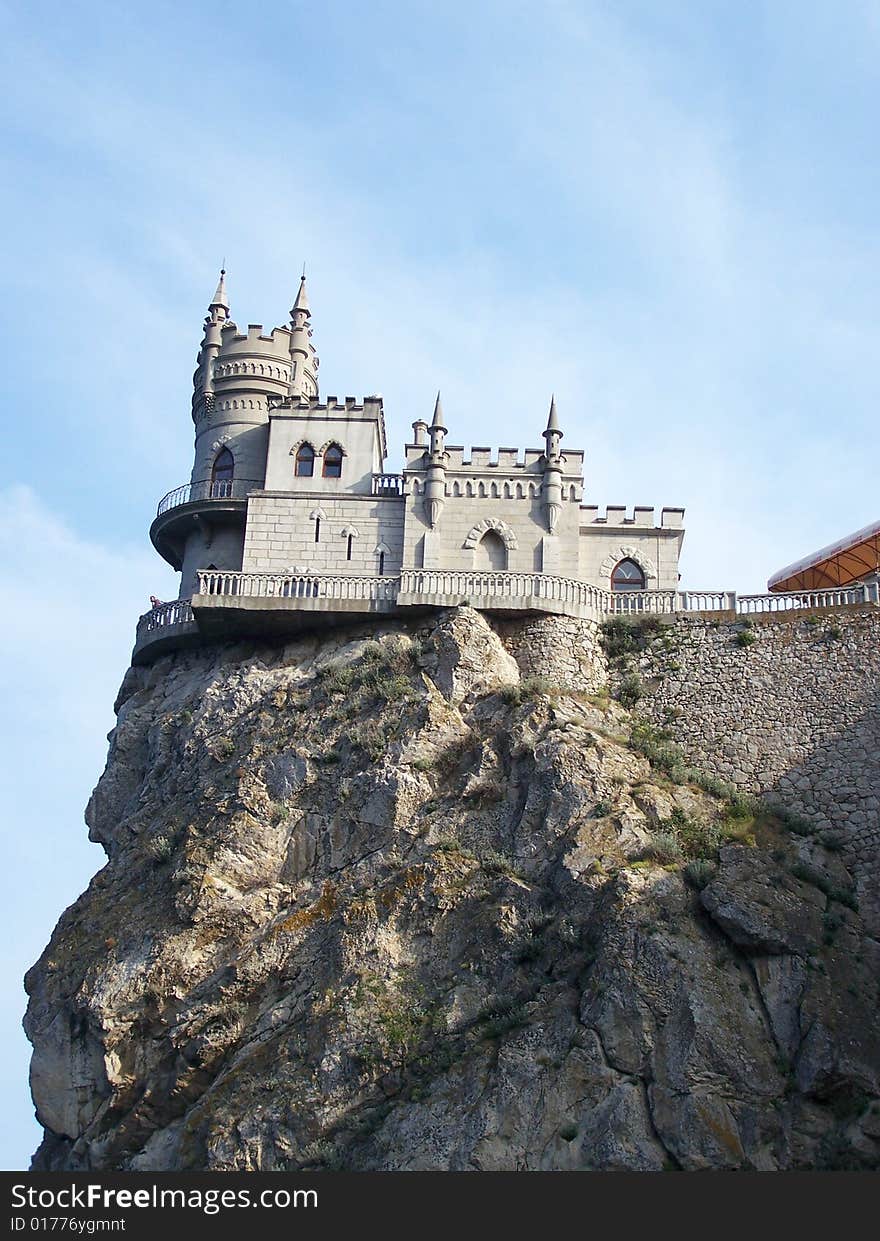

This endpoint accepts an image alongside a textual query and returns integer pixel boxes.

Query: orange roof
[768,518,880,592]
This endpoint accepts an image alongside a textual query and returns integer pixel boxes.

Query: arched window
[295,443,315,477]
[211,447,234,494]
[322,444,344,478]
[611,558,646,591]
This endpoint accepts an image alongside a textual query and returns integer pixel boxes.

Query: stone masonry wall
[630,606,880,927]
[494,614,607,696]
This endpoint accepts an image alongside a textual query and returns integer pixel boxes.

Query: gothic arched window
[611,558,646,591]
[322,444,344,478]
[295,443,315,477]
[211,447,234,494]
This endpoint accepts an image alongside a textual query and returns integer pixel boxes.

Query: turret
[542,395,563,533]
[192,268,232,418]
[288,273,320,400]
[424,392,448,528]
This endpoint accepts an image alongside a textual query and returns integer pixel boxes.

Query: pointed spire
[545,394,561,436]
[288,270,319,400]
[210,267,229,311]
[431,391,447,431]
[292,272,310,315]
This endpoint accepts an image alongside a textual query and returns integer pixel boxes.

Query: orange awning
[768,518,880,592]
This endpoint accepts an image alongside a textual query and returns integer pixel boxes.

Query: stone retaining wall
[494,614,606,696]
[630,607,880,927]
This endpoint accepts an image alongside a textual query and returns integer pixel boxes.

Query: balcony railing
[738,584,879,613]
[136,598,195,636]
[155,479,254,517]
[398,569,611,612]
[371,473,406,496]
[192,571,880,619]
[132,575,879,664]
[197,570,401,602]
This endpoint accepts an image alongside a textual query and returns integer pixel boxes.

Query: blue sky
[1,0,879,1167]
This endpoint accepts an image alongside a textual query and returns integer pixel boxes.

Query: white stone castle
[138,270,689,661]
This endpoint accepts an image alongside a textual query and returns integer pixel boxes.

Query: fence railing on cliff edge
[134,574,879,646]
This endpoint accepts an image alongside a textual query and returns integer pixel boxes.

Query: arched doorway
[474,529,507,570]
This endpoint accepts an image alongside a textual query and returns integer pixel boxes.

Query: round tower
[152,271,308,597]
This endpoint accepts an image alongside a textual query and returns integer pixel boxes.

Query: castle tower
[288,273,320,401]
[152,271,295,598]
[424,392,448,529]
[541,395,563,534]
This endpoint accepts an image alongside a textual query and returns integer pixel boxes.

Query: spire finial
[545,394,560,435]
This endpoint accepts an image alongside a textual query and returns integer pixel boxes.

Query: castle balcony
[131,575,879,665]
[188,570,403,643]
[132,598,201,663]
[150,480,255,570]
[371,473,406,496]
[156,479,255,516]
[396,569,614,621]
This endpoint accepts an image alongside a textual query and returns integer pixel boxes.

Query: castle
[138,271,686,661]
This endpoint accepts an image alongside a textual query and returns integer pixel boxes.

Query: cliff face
[25,609,880,1170]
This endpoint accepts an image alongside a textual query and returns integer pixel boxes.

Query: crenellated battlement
[580,505,684,529]
[404,443,585,474]
[218,322,293,358]
[272,394,384,414]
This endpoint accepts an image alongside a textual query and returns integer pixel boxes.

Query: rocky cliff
[25,609,880,1170]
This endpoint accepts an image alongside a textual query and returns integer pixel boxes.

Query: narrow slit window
[346,534,354,561]
[378,551,385,575]
[314,517,321,543]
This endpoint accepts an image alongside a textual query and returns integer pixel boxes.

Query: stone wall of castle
[630,606,880,927]
[494,613,607,695]
[494,605,880,927]
[241,493,405,577]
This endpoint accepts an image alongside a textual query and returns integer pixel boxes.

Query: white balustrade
[188,569,880,622]
[197,571,401,603]
[738,585,874,613]
[137,599,195,635]
[678,590,736,612]
[371,473,406,495]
